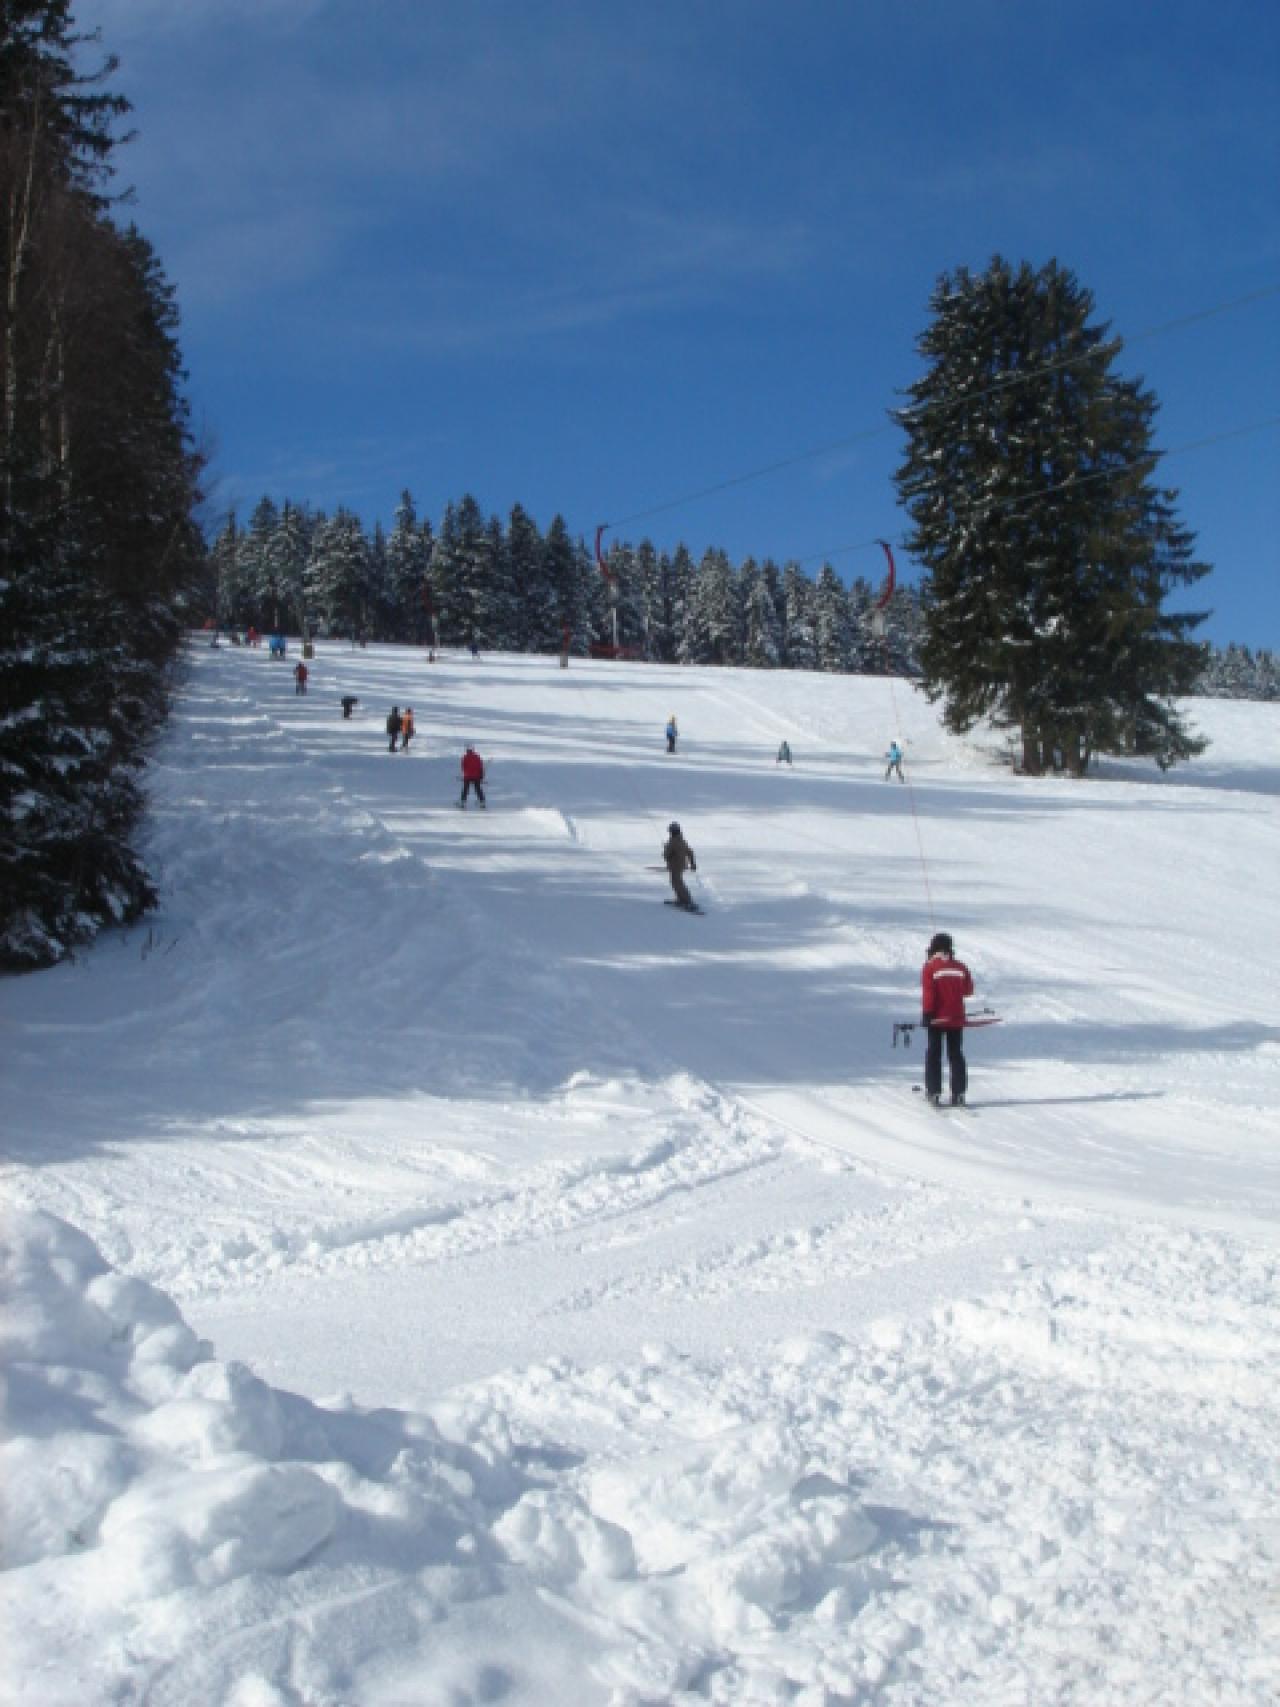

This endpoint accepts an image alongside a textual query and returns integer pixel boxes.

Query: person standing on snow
[663,821,697,910]
[386,706,403,752]
[341,695,359,719]
[293,660,308,695]
[922,931,975,1107]
[777,740,792,766]
[885,740,905,782]
[460,745,486,808]
[401,707,416,752]
[666,716,678,754]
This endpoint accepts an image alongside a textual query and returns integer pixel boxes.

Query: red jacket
[922,953,974,1029]
[461,749,484,782]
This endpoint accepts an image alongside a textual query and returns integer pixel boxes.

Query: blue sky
[77,0,1279,648]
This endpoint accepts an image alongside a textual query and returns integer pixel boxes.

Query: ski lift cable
[796,413,1280,570]
[593,282,1280,539]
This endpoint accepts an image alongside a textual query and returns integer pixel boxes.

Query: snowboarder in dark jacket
[386,707,403,752]
[663,822,697,909]
[922,931,975,1106]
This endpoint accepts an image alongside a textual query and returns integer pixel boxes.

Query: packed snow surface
[3,640,1278,1705]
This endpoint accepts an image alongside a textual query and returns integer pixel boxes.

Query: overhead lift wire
[595,280,1280,541]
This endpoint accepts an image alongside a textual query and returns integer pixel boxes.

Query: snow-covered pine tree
[894,256,1209,775]
[239,497,280,631]
[268,501,311,640]
[386,491,429,644]
[741,558,782,668]
[814,565,852,673]
[305,509,369,639]
[446,494,491,648]
[845,574,878,673]
[542,515,586,653]
[781,564,816,671]
[507,503,551,651]
[680,548,738,665]
[474,513,518,649]
[211,512,243,630]
[429,502,461,646]
[633,540,663,661]
[665,544,696,663]
[1,9,203,968]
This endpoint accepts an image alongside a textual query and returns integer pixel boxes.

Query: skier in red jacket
[922,931,975,1107]
[460,746,486,809]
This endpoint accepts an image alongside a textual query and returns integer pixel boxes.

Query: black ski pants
[461,779,485,807]
[924,1024,967,1100]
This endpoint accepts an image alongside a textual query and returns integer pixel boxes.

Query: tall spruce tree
[781,564,816,671]
[1,5,203,968]
[507,502,550,651]
[894,256,1209,774]
[814,565,852,673]
[385,490,428,643]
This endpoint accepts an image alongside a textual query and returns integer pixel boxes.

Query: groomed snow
[2,640,1278,1705]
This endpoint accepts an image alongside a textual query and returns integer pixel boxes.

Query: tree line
[1,2,204,969]
[210,491,924,677]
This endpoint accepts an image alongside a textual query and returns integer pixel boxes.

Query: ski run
[3,638,1278,1707]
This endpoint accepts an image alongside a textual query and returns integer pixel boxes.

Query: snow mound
[1,1210,894,1704]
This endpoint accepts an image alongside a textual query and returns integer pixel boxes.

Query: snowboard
[664,900,705,915]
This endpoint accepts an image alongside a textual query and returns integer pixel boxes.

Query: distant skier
[460,745,486,808]
[885,740,905,782]
[401,707,415,751]
[663,821,697,910]
[777,740,792,766]
[386,706,403,752]
[666,716,678,754]
[341,695,359,719]
[922,931,975,1107]
[293,660,308,695]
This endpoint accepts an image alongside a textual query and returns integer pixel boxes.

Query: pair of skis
[892,1008,1001,1048]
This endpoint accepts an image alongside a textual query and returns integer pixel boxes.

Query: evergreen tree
[846,574,878,672]
[814,565,852,673]
[507,502,551,651]
[781,564,816,671]
[305,509,368,638]
[665,544,695,663]
[211,511,244,629]
[1,7,203,967]
[268,501,310,638]
[385,490,429,643]
[894,256,1210,774]
[429,502,461,645]
[475,512,518,648]
[741,558,782,668]
[681,547,738,665]
[542,514,584,653]
[448,494,490,647]
[239,496,280,630]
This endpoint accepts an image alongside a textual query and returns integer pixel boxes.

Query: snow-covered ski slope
[3,640,1278,1706]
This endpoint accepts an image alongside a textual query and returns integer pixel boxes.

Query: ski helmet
[668,822,681,835]
[928,931,954,956]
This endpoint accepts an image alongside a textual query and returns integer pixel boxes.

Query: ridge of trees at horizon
[209,492,924,678]
[208,493,1270,704]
